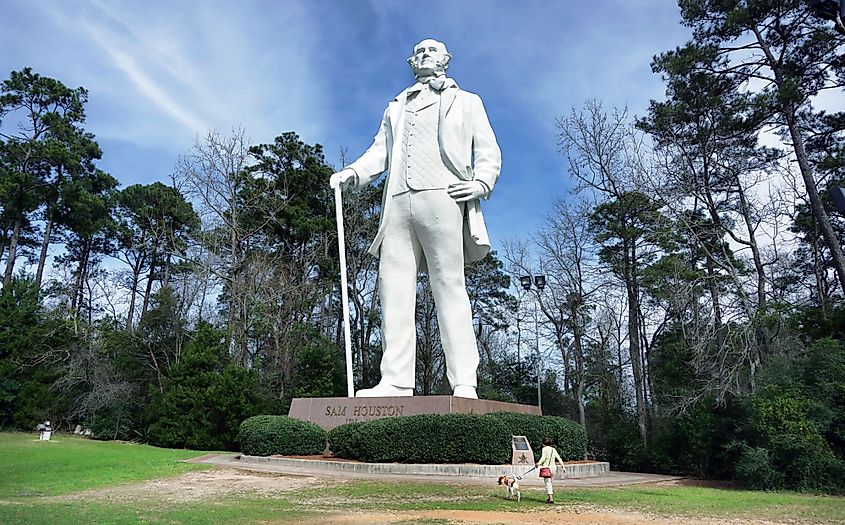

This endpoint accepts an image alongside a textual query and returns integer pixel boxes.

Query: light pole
[520,274,546,412]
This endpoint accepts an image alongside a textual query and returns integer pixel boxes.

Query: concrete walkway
[189,454,683,487]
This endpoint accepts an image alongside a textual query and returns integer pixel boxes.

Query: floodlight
[831,186,845,214]
[520,275,532,290]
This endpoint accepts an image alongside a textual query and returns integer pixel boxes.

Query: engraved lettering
[326,406,347,417]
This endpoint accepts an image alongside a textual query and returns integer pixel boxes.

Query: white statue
[330,39,501,399]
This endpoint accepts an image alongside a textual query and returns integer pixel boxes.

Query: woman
[536,436,566,504]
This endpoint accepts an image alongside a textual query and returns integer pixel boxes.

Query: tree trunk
[704,253,729,390]
[810,221,829,318]
[141,249,157,319]
[750,25,845,296]
[163,253,172,287]
[785,109,845,295]
[34,214,54,291]
[570,303,587,434]
[126,255,144,330]
[625,237,648,446]
[2,217,22,289]
[559,325,572,395]
[71,240,91,314]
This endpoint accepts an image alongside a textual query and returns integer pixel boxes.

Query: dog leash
[515,465,537,480]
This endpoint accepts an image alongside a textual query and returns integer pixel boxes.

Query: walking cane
[334,185,355,397]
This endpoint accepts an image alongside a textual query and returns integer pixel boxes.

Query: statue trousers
[378,188,479,389]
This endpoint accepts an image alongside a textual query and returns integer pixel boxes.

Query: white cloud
[79,18,212,134]
[1,0,330,153]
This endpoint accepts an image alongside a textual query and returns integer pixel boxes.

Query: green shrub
[288,324,346,398]
[767,434,845,493]
[647,396,750,479]
[329,413,511,464]
[735,444,783,490]
[239,415,327,456]
[487,412,587,461]
[86,398,137,441]
[326,421,368,459]
[736,383,845,493]
[147,323,262,450]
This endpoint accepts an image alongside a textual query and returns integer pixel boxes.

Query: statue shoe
[355,383,414,397]
[452,385,478,399]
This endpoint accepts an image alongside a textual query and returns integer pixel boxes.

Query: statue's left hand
[447,180,487,202]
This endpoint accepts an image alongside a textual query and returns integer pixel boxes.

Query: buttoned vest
[393,88,456,195]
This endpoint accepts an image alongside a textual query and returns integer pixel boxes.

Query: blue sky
[1,0,693,246]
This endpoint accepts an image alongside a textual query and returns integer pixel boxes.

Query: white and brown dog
[497,475,521,501]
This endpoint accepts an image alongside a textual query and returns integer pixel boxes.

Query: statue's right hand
[330,169,356,190]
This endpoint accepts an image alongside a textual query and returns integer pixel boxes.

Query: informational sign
[511,435,534,465]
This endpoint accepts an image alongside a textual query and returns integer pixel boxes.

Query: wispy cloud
[79,18,211,134]
[2,0,330,152]
[0,0,756,243]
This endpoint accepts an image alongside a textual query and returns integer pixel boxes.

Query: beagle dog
[497,475,521,501]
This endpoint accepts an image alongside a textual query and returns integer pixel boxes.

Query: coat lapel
[388,91,407,138]
[438,86,461,176]
[439,86,458,124]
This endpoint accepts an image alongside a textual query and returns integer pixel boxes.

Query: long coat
[346,80,502,263]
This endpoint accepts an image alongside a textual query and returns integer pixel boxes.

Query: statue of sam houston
[330,38,501,399]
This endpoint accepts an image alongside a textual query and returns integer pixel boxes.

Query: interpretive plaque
[511,435,534,465]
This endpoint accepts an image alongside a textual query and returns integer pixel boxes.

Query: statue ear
[442,53,452,69]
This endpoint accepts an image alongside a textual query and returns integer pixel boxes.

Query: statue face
[409,39,450,77]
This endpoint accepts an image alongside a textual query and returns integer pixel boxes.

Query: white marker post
[334,186,355,397]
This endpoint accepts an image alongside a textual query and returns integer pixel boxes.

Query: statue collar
[395,76,458,100]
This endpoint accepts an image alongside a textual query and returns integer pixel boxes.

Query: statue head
[407,39,451,80]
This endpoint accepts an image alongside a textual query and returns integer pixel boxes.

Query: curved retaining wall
[238,455,609,480]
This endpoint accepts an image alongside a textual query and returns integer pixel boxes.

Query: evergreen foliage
[147,322,262,450]
[487,412,586,461]
[239,415,327,456]
[0,278,72,429]
[329,414,511,464]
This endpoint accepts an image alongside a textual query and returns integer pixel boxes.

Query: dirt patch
[316,508,785,525]
[55,468,323,504]
[26,468,824,525]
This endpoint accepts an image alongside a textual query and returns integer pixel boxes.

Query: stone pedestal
[289,396,541,430]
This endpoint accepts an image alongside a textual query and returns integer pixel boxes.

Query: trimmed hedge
[326,420,369,460]
[488,412,587,461]
[329,413,511,464]
[239,415,326,456]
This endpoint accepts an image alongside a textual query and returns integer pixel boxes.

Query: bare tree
[174,129,282,363]
[534,200,609,429]
[556,102,658,445]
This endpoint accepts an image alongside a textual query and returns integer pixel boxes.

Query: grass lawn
[1,432,843,524]
[296,479,845,521]
[0,432,210,497]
